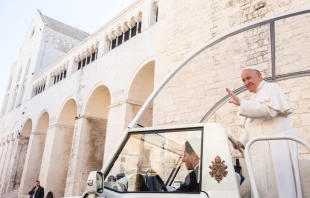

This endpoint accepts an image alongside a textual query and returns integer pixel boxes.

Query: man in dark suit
[175,138,200,192]
[29,180,44,198]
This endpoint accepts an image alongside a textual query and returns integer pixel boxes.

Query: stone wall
[153,0,310,157]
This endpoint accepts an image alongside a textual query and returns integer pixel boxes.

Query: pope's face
[241,69,262,92]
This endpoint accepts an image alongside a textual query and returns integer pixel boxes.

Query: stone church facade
[0,0,309,197]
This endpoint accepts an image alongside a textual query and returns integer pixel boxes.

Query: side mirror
[86,171,104,194]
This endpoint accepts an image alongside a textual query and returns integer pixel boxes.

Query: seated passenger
[128,173,149,192]
[175,137,200,192]
[108,175,116,182]
[145,169,167,192]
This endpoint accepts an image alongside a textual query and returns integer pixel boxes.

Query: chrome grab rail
[244,135,310,198]
[227,134,244,154]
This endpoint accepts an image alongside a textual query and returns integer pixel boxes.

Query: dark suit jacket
[29,186,44,198]
[175,167,199,192]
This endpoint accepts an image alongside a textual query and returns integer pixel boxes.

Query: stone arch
[136,10,143,21]
[43,98,77,197]
[0,121,21,193]
[126,59,155,126]
[34,111,49,132]
[20,111,49,195]
[12,118,32,191]
[57,98,78,126]
[67,84,110,194]
[21,118,32,137]
[84,85,111,119]
[0,126,11,181]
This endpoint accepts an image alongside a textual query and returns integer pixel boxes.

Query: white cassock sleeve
[238,99,278,146]
[239,99,278,119]
[239,128,249,146]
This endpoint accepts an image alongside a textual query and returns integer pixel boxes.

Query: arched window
[17,67,22,84]
[9,86,18,111]
[30,27,35,39]
[17,82,26,106]
[7,76,12,91]
[124,22,130,42]
[25,58,31,77]
[53,70,67,84]
[138,12,143,33]
[108,13,143,52]
[0,94,9,115]
[150,2,158,26]
[77,46,98,70]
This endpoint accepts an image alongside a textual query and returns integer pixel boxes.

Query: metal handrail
[244,135,310,198]
[227,134,244,154]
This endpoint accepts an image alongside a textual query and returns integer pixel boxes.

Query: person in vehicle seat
[226,66,302,198]
[145,169,168,192]
[108,175,116,182]
[175,137,200,192]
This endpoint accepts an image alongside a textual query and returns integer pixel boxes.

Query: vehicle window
[105,129,202,193]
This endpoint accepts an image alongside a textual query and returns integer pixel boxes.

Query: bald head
[241,69,263,92]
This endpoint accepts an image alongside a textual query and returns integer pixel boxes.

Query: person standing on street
[29,180,44,198]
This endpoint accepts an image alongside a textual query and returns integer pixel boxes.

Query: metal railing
[227,134,244,155]
[244,135,310,198]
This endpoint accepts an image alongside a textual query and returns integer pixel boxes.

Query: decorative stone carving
[50,61,69,77]
[33,76,47,89]
[254,1,266,11]
[74,39,99,62]
[104,9,143,40]
[209,155,228,183]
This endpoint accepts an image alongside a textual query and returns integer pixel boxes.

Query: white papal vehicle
[83,8,310,198]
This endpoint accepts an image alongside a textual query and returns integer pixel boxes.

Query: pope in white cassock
[226,66,303,198]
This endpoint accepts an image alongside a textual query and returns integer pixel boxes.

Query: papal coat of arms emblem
[209,155,228,183]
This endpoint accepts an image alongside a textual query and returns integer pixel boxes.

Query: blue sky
[0,0,136,107]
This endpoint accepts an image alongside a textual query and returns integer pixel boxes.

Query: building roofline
[33,0,143,81]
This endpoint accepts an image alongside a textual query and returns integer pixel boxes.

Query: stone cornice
[108,99,154,109]
[48,124,74,129]
[77,115,107,122]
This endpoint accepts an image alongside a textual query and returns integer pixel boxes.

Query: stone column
[64,116,107,196]
[102,101,153,166]
[0,142,9,184]
[115,36,119,47]
[135,17,141,35]
[103,103,127,164]
[0,143,7,178]
[128,24,132,39]
[19,132,47,197]
[6,138,29,192]
[0,139,17,194]
[45,74,53,89]
[121,27,125,43]
[108,35,113,51]
[38,124,74,197]
[123,101,153,128]
[67,57,77,76]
